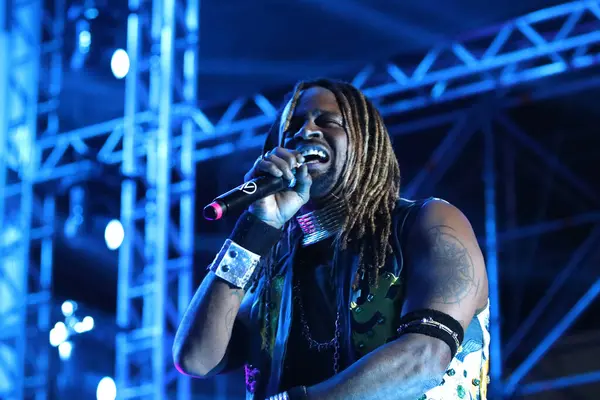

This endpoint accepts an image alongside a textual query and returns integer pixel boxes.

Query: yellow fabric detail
[350,271,405,356]
[260,275,286,351]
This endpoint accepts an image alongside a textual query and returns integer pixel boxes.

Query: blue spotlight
[104,219,124,250]
[78,30,91,53]
[96,377,117,400]
[61,300,77,317]
[110,49,130,79]
[58,341,73,360]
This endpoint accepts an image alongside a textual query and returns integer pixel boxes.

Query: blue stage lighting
[49,321,69,347]
[104,219,124,250]
[84,8,98,19]
[110,49,130,79]
[61,300,77,317]
[58,341,73,360]
[78,30,91,53]
[96,377,117,400]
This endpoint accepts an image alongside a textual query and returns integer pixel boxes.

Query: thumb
[293,164,312,202]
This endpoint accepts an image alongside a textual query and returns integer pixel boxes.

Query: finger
[293,164,312,201]
[245,153,268,181]
[272,147,302,169]
[255,160,284,178]
[265,154,295,180]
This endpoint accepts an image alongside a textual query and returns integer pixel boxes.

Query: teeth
[298,147,328,161]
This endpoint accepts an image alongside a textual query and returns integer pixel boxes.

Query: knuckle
[279,152,297,166]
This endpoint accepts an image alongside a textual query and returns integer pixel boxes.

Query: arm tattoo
[223,289,244,334]
[426,225,479,305]
[224,307,237,336]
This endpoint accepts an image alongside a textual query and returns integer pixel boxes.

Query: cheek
[338,137,350,167]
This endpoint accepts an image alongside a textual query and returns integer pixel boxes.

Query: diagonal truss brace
[504,275,600,395]
[14,0,599,185]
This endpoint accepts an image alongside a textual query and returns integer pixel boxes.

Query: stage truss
[0,0,599,399]
[0,0,63,398]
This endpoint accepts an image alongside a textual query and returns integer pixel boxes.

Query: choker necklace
[296,202,345,247]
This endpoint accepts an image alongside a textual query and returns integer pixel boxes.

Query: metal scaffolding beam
[504,276,600,395]
[115,0,197,398]
[0,0,62,398]
[483,118,502,394]
[16,0,600,183]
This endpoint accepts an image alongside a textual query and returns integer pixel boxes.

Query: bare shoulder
[413,198,472,229]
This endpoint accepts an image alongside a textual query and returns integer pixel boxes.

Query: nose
[293,123,323,141]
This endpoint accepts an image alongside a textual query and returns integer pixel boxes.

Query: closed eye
[316,117,343,129]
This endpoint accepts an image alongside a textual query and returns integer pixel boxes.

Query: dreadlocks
[262,78,401,288]
[251,78,401,354]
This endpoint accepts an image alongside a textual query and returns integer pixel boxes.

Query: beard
[308,167,342,201]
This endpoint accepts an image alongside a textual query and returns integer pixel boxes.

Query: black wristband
[287,386,308,400]
[229,211,282,257]
[397,309,465,359]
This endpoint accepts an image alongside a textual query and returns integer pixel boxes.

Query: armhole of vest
[391,197,436,278]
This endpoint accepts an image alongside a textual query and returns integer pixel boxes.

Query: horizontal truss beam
[4,0,595,190]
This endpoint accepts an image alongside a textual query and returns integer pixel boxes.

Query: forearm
[306,334,450,400]
[173,272,244,376]
[173,211,282,377]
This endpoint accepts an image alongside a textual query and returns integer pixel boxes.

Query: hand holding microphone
[203,148,312,229]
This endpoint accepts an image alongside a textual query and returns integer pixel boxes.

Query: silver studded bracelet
[209,239,261,291]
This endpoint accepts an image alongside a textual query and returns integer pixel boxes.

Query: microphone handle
[203,175,290,220]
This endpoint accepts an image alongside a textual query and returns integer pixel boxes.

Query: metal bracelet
[397,317,460,349]
[209,239,261,290]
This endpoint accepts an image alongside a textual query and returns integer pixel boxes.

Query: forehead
[279,87,341,131]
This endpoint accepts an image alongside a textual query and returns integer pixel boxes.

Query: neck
[299,191,342,214]
[296,200,346,247]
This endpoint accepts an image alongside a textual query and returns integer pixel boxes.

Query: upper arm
[401,199,488,332]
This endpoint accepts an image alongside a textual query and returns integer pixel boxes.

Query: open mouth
[298,145,331,165]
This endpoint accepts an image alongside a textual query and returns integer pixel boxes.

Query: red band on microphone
[204,201,224,220]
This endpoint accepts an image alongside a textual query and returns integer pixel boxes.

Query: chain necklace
[293,280,341,374]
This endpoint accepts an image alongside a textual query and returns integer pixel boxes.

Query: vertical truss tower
[0,0,63,398]
[115,0,198,398]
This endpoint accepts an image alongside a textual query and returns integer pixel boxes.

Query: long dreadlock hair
[252,78,401,352]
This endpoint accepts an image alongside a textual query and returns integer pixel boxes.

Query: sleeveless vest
[242,198,491,400]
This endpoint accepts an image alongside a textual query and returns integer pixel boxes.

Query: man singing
[173,79,490,400]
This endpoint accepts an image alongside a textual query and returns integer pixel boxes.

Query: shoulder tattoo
[426,225,479,305]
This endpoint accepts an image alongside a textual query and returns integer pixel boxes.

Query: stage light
[79,30,91,53]
[104,219,124,250]
[96,377,117,400]
[58,341,73,360]
[81,316,95,331]
[84,8,98,19]
[64,186,86,239]
[110,49,130,79]
[61,300,77,317]
[49,321,69,347]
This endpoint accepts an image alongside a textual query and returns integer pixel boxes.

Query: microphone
[203,173,298,221]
